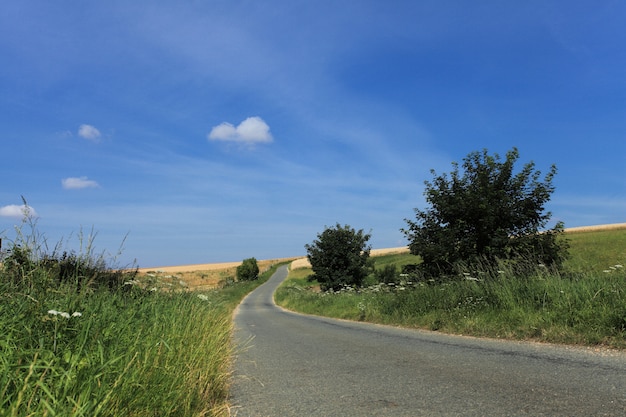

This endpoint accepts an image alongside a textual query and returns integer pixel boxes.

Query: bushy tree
[305,224,372,291]
[402,148,568,278]
[375,264,400,284]
[237,257,259,281]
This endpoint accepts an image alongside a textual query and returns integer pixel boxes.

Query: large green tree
[305,224,372,291]
[402,148,567,277]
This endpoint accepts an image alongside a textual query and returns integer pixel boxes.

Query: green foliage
[305,223,372,291]
[277,229,626,348]
[237,257,259,281]
[1,212,135,293]
[0,218,282,416]
[375,264,399,284]
[0,285,234,416]
[402,147,568,278]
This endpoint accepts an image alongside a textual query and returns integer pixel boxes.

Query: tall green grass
[1,219,278,416]
[277,229,626,348]
[1,289,233,416]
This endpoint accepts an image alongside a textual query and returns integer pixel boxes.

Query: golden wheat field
[137,258,299,290]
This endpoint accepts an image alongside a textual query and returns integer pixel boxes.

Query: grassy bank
[0,224,280,416]
[276,228,626,348]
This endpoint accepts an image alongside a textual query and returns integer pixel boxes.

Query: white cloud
[0,204,38,219]
[78,124,102,142]
[208,116,273,144]
[209,123,237,140]
[62,177,100,190]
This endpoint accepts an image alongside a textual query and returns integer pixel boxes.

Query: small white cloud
[209,122,237,140]
[62,177,100,190]
[78,124,102,142]
[208,116,273,144]
[0,204,38,219]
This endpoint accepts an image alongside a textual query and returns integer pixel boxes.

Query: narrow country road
[231,265,626,416]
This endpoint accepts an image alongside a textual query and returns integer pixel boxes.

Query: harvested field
[564,223,626,233]
[137,258,299,290]
[290,246,410,270]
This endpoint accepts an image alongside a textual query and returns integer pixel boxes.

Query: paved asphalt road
[231,265,626,416]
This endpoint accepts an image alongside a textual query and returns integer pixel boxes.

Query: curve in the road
[231,265,626,416]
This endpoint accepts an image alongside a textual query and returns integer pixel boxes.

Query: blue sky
[1,1,624,267]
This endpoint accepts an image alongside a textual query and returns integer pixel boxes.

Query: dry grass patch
[138,258,299,290]
[565,223,626,233]
[291,247,410,270]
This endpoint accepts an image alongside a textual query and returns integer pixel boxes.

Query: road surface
[231,265,626,416]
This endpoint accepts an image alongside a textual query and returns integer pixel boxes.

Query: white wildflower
[48,309,81,318]
[197,294,209,301]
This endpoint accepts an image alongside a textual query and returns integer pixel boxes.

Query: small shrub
[237,257,259,281]
[375,264,399,284]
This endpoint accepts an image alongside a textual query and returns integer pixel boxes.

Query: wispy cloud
[62,177,100,190]
[208,117,273,144]
[78,124,102,142]
[0,204,38,219]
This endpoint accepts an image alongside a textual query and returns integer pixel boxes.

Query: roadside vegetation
[305,224,372,291]
[2,145,623,415]
[278,148,625,349]
[277,227,626,348]
[0,216,279,416]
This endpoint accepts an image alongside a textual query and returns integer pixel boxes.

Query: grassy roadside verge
[275,228,626,349]
[0,223,283,416]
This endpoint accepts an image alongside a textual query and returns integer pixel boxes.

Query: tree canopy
[236,257,259,281]
[402,148,568,277]
[305,224,372,291]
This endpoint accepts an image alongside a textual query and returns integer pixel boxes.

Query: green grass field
[564,228,626,271]
[276,228,626,348]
